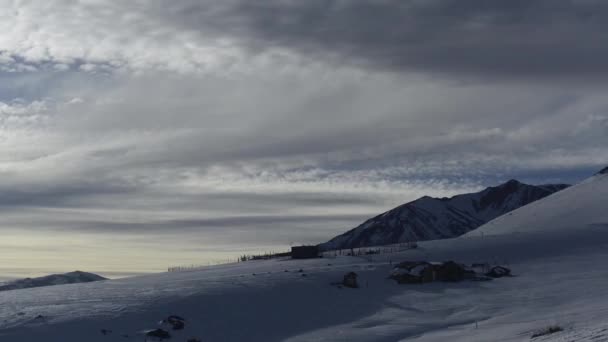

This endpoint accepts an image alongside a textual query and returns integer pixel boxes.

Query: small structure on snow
[291,245,320,259]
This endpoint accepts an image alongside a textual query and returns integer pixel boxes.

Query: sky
[0,0,607,278]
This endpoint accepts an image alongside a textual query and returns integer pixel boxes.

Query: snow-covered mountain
[320,179,569,250]
[467,168,608,237]
[0,271,106,292]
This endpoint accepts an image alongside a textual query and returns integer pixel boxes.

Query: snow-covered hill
[0,169,606,341]
[320,180,568,250]
[466,171,608,237]
[0,271,106,292]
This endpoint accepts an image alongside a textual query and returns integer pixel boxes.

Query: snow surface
[467,172,608,237]
[0,173,606,341]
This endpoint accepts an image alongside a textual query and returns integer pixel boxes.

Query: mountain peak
[597,166,608,175]
[319,179,569,250]
[498,179,523,189]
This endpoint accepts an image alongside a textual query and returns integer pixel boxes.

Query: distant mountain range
[0,271,106,292]
[319,179,569,250]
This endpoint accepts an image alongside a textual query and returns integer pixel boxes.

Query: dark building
[291,245,320,259]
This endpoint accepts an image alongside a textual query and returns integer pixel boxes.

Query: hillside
[467,171,608,237]
[320,179,568,250]
[0,271,106,292]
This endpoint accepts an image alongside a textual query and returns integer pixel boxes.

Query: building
[291,245,320,259]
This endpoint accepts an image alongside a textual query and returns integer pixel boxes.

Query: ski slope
[0,172,607,341]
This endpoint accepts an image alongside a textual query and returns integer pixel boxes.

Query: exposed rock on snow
[389,261,472,284]
[342,272,358,288]
[0,271,106,292]
[161,315,185,330]
[485,266,511,278]
[144,328,170,341]
[320,180,568,250]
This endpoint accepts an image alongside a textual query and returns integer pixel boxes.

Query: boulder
[342,272,359,288]
[145,328,171,341]
[435,261,467,282]
[390,261,434,284]
[485,266,511,278]
[166,315,185,330]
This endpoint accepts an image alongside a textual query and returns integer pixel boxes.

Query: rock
[167,315,185,330]
[435,261,467,282]
[485,266,511,278]
[144,328,171,341]
[342,272,359,288]
[390,261,468,283]
[390,261,434,284]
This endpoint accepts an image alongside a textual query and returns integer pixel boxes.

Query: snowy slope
[0,171,607,341]
[467,172,608,237]
[0,271,106,292]
[3,232,608,342]
[320,180,568,250]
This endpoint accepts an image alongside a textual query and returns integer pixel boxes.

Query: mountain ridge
[319,179,569,250]
[468,167,608,237]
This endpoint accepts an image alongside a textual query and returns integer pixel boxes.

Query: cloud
[3,0,608,80]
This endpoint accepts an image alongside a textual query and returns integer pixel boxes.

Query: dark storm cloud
[0,183,137,209]
[68,214,371,233]
[167,0,608,79]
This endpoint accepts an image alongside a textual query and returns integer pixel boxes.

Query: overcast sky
[0,0,606,278]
